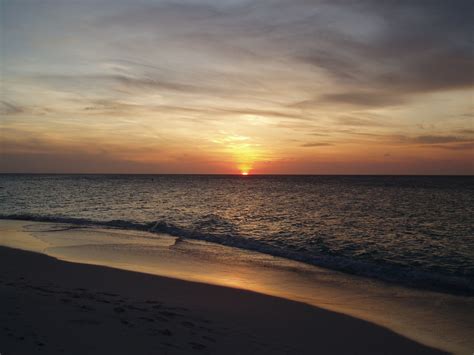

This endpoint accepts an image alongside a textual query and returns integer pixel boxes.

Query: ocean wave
[1,213,473,296]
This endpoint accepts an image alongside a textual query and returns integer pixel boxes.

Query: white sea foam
[1,213,472,295]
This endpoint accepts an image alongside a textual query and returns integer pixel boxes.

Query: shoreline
[1,219,472,354]
[0,245,444,355]
[1,214,471,297]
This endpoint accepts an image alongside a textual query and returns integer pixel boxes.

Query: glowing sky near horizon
[1,0,473,174]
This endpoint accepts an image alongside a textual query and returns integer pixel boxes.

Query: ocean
[1,174,473,295]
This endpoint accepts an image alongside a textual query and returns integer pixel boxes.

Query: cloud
[301,142,333,147]
[98,0,473,109]
[296,0,474,106]
[32,73,219,96]
[333,115,390,127]
[360,133,474,148]
[0,101,24,115]
[319,92,406,107]
[324,131,474,148]
[456,129,474,135]
[2,0,473,174]
[428,143,474,151]
[7,0,474,112]
[412,135,472,144]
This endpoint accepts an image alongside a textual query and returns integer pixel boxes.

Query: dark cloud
[20,1,474,111]
[333,115,390,127]
[112,75,202,94]
[428,143,474,151]
[295,0,474,106]
[311,131,474,147]
[456,129,474,135]
[97,1,473,102]
[319,92,405,107]
[412,135,472,144]
[33,73,214,96]
[361,134,474,147]
[0,101,24,115]
[301,142,333,147]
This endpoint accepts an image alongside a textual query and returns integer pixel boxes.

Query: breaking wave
[1,213,473,296]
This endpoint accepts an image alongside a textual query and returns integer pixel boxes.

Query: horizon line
[0,173,473,177]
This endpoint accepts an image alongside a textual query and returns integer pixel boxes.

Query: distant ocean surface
[1,174,473,295]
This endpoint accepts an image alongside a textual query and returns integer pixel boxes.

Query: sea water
[1,174,472,295]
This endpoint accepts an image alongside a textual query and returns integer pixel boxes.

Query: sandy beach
[0,245,445,355]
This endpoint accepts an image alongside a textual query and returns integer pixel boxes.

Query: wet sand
[0,245,445,354]
[2,219,473,353]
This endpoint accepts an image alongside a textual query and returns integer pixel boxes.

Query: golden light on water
[241,171,249,176]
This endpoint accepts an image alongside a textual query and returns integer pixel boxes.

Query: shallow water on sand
[1,220,472,354]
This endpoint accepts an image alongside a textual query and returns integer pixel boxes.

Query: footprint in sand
[202,335,216,343]
[159,310,178,317]
[69,319,102,326]
[113,306,126,313]
[120,319,134,327]
[181,321,195,328]
[160,328,172,336]
[79,304,96,311]
[139,316,155,322]
[189,342,206,350]
[99,292,118,297]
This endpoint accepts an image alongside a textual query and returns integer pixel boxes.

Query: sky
[1,0,473,174]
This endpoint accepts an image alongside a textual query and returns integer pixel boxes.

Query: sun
[239,165,251,175]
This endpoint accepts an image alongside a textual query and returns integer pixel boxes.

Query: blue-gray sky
[1,0,473,174]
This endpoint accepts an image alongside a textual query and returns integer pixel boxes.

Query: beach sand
[0,245,444,355]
